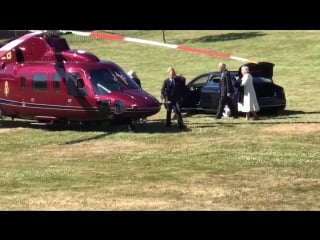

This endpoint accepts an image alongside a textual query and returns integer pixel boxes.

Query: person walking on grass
[215,62,238,119]
[161,67,186,129]
[237,65,260,120]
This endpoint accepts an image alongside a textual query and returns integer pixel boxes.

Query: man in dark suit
[161,67,186,129]
[215,62,238,119]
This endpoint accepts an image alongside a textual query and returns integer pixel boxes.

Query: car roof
[206,62,274,79]
[192,62,274,82]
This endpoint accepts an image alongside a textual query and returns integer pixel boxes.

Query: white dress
[238,73,260,112]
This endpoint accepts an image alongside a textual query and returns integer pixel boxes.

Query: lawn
[0,30,319,210]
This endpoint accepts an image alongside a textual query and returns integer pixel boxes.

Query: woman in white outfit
[238,66,260,120]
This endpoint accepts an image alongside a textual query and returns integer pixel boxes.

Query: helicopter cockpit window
[110,65,140,89]
[88,67,140,96]
[89,69,122,96]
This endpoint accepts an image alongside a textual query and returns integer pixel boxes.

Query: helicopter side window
[32,73,47,91]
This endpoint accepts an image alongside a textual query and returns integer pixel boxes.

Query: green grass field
[0,30,319,210]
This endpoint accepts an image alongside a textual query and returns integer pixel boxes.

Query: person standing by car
[161,67,185,129]
[215,62,238,119]
[237,65,260,120]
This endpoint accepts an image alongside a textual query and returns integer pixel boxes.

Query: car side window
[208,75,220,85]
[192,75,210,86]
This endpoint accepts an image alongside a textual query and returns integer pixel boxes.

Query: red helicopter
[0,31,161,130]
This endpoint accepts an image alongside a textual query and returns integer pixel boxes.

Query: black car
[181,62,286,115]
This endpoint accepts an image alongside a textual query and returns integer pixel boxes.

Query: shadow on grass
[63,133,112,145]
[183,109,310,118]
[0,109,318,135]
[177,32,267,44]
[0,118,192,134]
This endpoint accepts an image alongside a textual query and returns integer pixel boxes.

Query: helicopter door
[76,78,88,96]
[65,72,87,97]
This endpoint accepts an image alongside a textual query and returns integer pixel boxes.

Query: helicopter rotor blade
[0,31,42,59]
[60,30,257,63]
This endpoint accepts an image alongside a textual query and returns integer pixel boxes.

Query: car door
[200,73,220,110]
[182,73,209,109]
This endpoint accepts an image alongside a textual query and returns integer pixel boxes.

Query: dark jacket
[220,70,234,97]
[132,77,141,88]
[161,76,185,102]
[234,77,244,103]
